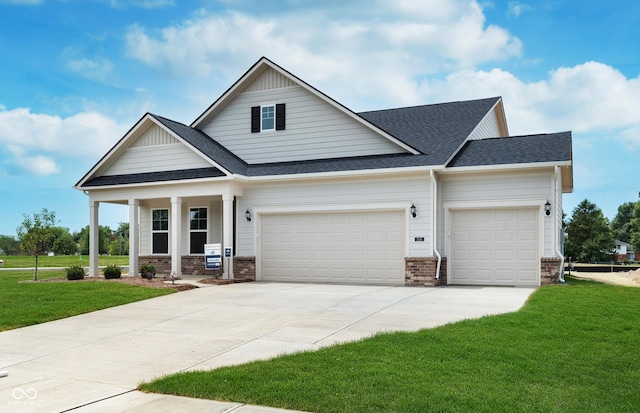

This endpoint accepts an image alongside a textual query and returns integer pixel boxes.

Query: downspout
[430,170,442,281]
[555,166,566,283]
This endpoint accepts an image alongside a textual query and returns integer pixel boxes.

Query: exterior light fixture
[245,209,252,222]
[544,201,551,216]
[410,204,417,218]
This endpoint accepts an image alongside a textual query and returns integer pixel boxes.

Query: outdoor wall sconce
[245,209,252,222]
[410,204,417,218]
[544,201,551,216]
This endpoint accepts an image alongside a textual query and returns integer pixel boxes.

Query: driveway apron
[0,282,534,412]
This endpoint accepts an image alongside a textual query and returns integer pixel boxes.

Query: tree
[631,201,640,256]
[16,208,57,281]
[0,235,21,255]
[564,199,616,263]
[50,226,78,255]
[76,225,113,255]
[611,202,636,243]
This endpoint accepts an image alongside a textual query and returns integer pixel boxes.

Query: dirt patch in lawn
[570,268,640,287]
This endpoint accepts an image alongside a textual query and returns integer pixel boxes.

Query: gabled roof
[82,167,225,187]
[75,113,236,189]
[447,132,572,167]
[190,56,420,155]
[358,97,502,165]
[151,114,248,174]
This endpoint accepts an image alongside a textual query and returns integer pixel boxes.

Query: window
[189,207,207,254]
[152,209,169,254]
[251,104,285,132]
[261,105,275,131]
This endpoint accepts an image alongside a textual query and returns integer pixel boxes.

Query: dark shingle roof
[83,167,225,187]
[79,98,572,188]
[151,114,248,174]
[448,132,572,167]
[358,97,500,164]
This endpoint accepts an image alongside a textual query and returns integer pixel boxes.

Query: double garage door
[261,211,405,285]
[450,208,539,287]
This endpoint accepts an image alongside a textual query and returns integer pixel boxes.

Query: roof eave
[444,160,572,174]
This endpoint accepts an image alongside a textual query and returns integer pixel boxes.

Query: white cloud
[507,2,534,17]
[124,0,521,108]
[66,57,114,82]
[14,154,60,176]
[0,107,127,176]
[428,62,640,146]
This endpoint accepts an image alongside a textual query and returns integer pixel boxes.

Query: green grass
[0,255,128,268]
[140,278,640,413]
[0,270,171,331]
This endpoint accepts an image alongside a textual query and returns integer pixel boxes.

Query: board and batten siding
[102,125,212,176]
[467,106,503,140]
[200,84,407,164]
[236,176,431,258]
[438,171,555,256]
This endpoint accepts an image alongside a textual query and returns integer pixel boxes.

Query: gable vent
[131,125,179,147]
[243,68,296,92]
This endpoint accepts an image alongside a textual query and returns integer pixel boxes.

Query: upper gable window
[251,103,286,133]
[261,105,275,131]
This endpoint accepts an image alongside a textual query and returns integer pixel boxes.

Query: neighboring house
[75,57,573,287]
[615,240,636,261]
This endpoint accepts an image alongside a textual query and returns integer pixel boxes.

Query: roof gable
[75,114,234,189]
[190,57,419,156]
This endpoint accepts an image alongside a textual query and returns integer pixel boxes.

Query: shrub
[66,265,85,281]
[103,264,122,279]
[139,264,156,280]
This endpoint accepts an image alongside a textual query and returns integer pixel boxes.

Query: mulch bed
[20,276,253,291]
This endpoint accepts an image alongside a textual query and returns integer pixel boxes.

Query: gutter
[555,166,566,283]
[430,170,442,281]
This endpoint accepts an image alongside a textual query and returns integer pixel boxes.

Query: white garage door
[450,208,539,286]
[261,211,405,285]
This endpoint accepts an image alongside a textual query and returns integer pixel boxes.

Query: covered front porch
[86,182,244,279]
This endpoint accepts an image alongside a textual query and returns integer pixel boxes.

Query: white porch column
[89,200,99,277]
[128,199,139,277]
[171,196,182,276]
[222,194,234,279]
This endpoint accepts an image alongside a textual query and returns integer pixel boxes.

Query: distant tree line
[565,195,640,263]
[0,217,129,257]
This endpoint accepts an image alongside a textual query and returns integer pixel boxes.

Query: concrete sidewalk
[0,283,534,412]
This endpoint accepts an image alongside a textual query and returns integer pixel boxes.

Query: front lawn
[0,271,172,331]
[0,255,128,269]
[140,278,640,413]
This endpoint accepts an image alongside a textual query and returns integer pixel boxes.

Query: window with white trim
[152,209,169,254]
[261,105,275,131]
[189,207,207,254]
[251,103,285,132]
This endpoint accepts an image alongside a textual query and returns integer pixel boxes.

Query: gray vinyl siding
[139,198,223,256]
[438,171,554,256]
[237,176,431,257]
[467,107,502,140]
[102,124,212,176]
[200,85,407,164]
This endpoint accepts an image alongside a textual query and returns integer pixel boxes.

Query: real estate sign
[204,243,221,270]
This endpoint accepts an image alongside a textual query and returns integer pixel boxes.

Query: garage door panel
[261,211,405,285]
[451,208,539,287]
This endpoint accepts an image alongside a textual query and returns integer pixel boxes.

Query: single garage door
[450,208,539,286]
[261,211,405,285]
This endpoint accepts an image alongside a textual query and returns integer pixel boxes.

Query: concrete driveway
[0,282,534,412]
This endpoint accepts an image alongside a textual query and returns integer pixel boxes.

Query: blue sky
[1,0,639,236]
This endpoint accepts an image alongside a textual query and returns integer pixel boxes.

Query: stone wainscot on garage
[76,57,573,287]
